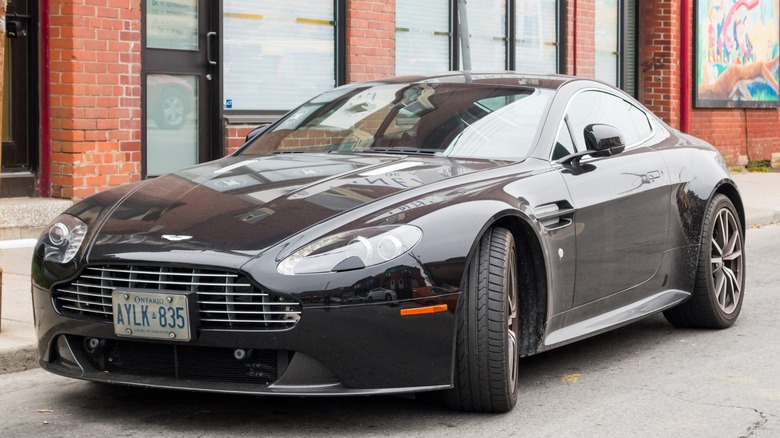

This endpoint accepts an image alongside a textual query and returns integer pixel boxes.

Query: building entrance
[1,0,38,197]
[142,0,220,177]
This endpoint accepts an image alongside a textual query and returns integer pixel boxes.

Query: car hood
[86,153,508,263]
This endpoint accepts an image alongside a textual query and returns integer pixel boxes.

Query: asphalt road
[2,225,779,438]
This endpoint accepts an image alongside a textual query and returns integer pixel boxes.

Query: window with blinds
[463,0,508,71]
[595,0,619,86]
[396,0,451,75]
[622,0,637,96]
[515,0,558,74]
[395,1,562,75]
[222,1,336,111]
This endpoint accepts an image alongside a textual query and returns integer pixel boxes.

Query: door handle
[647,170,661,180]
[206,32,217,65]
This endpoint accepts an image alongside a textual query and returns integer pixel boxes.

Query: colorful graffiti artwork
[695,0,780,107]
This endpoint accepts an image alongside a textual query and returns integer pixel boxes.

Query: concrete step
[0,197,73,240]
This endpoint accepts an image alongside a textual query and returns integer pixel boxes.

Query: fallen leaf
[561,373,582,383]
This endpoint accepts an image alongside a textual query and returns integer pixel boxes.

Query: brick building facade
[0,0,778,200]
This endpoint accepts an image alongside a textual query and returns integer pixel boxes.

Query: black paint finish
[32,73,744,396]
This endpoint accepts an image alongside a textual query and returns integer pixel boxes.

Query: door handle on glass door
[207,32,217,66]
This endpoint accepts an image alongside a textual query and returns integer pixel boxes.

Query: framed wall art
[695,0,780,108]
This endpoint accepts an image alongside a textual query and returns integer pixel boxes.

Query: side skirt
[542,289,690,348]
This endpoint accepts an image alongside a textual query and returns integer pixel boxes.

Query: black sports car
[32,72,746,413]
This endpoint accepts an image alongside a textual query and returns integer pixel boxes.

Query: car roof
[366,71,578,90]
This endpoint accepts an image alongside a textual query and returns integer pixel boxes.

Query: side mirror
[245,124,271,143]
[583,124,625,157]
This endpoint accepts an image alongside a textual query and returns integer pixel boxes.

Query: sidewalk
[1,172,778,374]
[0,243,37,373]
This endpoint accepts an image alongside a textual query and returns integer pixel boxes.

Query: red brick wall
[347,0,396,82]
[687,110,780,165]
[637,0,681,128]
[49,0,141,199]
[225,125,254,156]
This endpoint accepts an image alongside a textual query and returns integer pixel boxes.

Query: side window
[627,105,653,141]
[566,91,652,150]
[552,118,576,160]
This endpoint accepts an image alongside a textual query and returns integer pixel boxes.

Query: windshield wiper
[363,147,439,155]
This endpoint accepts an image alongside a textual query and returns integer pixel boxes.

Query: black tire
[444,227,520,413]
[664,194,745,328]
[384,293,392,302]
[153,89,187,130]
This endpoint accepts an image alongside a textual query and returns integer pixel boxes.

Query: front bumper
[33,284,457,396]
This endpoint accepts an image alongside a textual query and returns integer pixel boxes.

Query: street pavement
[1,171,779,374]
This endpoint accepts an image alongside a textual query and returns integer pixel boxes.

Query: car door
[556,90,671,308]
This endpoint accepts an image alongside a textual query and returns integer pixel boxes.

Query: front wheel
[664,194,745,328]
[444,227,519,412]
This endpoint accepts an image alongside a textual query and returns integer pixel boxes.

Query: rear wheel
[664,194,745,328]
[444,227,519,412]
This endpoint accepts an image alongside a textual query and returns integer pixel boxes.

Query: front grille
[53,265,301,329]
[72,336,292,385]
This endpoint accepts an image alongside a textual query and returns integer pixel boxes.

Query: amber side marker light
[400,305,448,316]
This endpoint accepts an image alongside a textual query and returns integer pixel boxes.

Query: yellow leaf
[561,373,582,383]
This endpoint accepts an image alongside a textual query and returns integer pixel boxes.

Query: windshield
[241,82,552,160]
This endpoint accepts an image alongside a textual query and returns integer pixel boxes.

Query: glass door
[142,0,218,177]
[1,0,38,196]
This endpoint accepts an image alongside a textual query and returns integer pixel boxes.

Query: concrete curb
[0,320,37,375]
[0,344,37,374]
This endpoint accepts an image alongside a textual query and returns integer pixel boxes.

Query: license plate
[112,291,191,341]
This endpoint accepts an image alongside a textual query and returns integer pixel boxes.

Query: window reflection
[146,74,198,176]
[243,83,552,160]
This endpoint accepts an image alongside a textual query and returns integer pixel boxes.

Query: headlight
[277,225,423,275]
[41,215,88,263]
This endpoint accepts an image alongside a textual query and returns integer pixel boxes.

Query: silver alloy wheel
[506,253,519,390]
[711,207,743,314]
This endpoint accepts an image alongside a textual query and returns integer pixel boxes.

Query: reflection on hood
[87,153,507,259]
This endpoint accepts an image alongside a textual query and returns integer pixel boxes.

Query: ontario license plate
[112,291,191,341]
